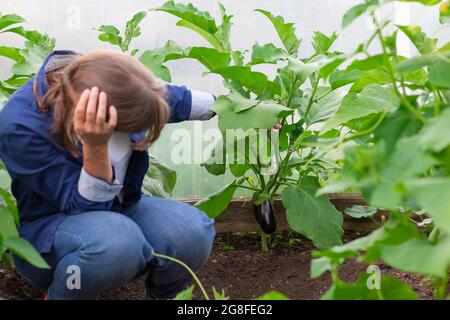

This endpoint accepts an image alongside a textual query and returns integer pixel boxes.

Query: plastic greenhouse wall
[1,0,448,198]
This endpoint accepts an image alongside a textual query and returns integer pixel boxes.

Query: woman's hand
[74,87,117,183]
[74,87,117,147]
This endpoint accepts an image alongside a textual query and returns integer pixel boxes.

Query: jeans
[14,195,215,300]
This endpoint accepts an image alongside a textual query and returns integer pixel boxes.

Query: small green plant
[0,13,55,108]
[0,13,53,270]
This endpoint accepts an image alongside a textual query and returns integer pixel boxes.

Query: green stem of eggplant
[261,232,269,251]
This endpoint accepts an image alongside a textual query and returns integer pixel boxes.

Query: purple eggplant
[253,200,277,234]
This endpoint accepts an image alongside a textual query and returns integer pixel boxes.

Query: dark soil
[0,231,436,300]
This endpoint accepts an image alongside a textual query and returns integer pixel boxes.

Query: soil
[0,231,436,300]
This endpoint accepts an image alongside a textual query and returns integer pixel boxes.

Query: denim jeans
[14,195,215,300]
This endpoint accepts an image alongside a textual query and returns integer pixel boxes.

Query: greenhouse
[0,0,449,304]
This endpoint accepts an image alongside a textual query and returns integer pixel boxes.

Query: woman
[0,50,216,300]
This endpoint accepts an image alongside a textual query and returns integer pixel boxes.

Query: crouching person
[0,50,216,300]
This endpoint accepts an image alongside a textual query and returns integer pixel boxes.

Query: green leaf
[212,95,291,133]
[323,273,418,300]
[428,56,450,87]
[212,66,279,96]
[139,52,172,82]
[155,1,223,51]
[380,236,450,277]
[212,287,230,300]
[440,1,450,24]
[173,285,194,300]
[342,0,380,28]
[97,25,123,47]
[250,43,286,65]
[12,40,54,76]
[344,205,378,218]
[418,108,450,152]
[281,176,343,249]
[255,9,300,56]
[0,46,22,62]
[142,156,177,198]
[166,46,231,71]
[302,87,343,125]
[312,31,338,54]
[0,206,18,239]
[405,177,450,233]
[0,14,26,31]
[287,57,319,85]
[139,40,183,81]
[321,84,399,134]
[255,291,290,300]
[398,25,437,55]
[369,136,436,209]
[3,237,49,269]
[194,178,244,218]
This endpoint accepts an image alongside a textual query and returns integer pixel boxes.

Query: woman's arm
[165,84,215,123]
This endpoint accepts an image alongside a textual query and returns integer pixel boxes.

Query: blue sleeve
[165,84,192,123]
[0,124,116,215]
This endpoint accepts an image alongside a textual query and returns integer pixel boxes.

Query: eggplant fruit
[253,200,277,234]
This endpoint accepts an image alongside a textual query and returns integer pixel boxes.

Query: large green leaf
[369,136,436,209]
[212,66,279,96]
[342,0,380,28]
[0,14,25,31]
[418,108,450,152]
[212,95,291,133]
[3,237,49,269]
[142,156,177,198]
[302,87,343,125]
[194,178,244,218]
[312,216,423,277]
[405,177,450,233]
[0,46,22,62]
[281,176,343,249]
[255,291,290,300]
[380,237,450,277]
[396,52,450,88]
[12,40,54,76]
[397,25,437,55]
[321,84,399,134]
[155,1,223,51]
[0,206,18,239]
[139,41,183,82]
[323,273,418,300]
[255,9,300,56]
[312,31,338,54]
[250,43,286,65]
[166,46,231,71]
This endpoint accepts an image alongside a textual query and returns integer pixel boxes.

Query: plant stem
[371,14,426,124]
[153,252,210,300]
[304,76,320,119]
[261,232,269,251]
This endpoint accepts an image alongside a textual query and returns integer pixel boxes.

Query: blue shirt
[0,50,204,253]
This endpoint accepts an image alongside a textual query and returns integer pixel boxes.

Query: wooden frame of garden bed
[183,194,384,233]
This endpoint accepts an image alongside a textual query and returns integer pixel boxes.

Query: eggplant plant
[150,1,353,250]
[0,13,52,270]
[309,0,450,300]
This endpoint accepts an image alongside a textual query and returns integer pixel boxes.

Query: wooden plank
[182,194,383,233]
